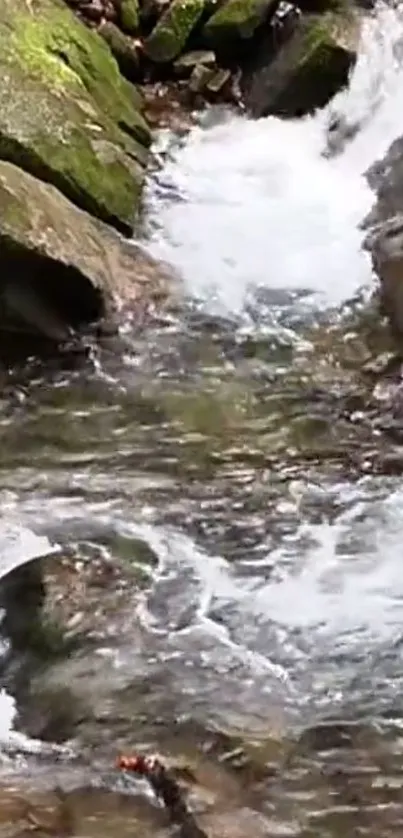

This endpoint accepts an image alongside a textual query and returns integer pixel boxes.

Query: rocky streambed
[1,0,403,836]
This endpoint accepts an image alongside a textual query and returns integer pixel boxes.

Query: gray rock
[365,215,403,339]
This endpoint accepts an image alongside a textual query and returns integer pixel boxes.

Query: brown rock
[0,161,174,339]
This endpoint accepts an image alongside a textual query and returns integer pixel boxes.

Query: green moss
[120,0,140,33]
[10,6,150,146]
[144,0,206,63]
[0,0,151,231]
[203,0,276,41]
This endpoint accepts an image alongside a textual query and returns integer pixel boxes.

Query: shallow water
[1,3,403,836]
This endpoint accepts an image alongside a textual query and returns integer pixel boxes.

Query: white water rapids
[145,1,403,313]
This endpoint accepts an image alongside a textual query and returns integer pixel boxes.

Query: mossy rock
[99,20,141,81]
[0,0,151,233]
[120,0,140,32]
[144,0,206,63]
[242,11,359,117]
[202,0,277,44]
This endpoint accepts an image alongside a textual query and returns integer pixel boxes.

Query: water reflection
[0,294,401,835]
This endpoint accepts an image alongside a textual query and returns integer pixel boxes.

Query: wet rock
[0,161,173,338]
[0,0,151,234]
[366,136,403,228]
[144,0,206,63]
[365,215,403,340]
[202,0,278,48]
[242,10,359,117]
[98,20,142,80]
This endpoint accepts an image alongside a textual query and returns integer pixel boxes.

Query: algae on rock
[120,0,140,32]
[0,0,151,232]
[202,0,277,45]
[144,0,206,63]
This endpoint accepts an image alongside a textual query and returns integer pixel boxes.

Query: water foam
[143,3,403,314]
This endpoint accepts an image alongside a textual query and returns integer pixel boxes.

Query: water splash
[143,2,403,315]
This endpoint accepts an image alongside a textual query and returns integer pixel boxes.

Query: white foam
[144,3,403,314]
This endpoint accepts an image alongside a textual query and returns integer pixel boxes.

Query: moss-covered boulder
[120,0,140,33]
[0,0,151,233]
[242,11,359,117]
[0,161,172,339]
[144,0,206,63]
[202,0,277,46]
[99,20,141,81]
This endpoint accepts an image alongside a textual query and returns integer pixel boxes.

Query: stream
[1,3,403,836]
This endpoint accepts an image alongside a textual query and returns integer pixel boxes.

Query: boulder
[241,11,359,117]
[0,0,151,234]
[202,0,278,48]
[144,0,206,62]
[0,161,172,339]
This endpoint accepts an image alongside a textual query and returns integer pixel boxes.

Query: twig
[116,753,208,838]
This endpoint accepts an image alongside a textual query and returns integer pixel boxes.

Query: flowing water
[2,4,403,836]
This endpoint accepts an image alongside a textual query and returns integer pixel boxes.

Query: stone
[188,63,214,92]
[174,48,216,75]
[363,136,403,339]
[120,0,140,32]
[0,0,151,234]
[366,136,403,229]
[0,161,172,339]
[144,0,206,63]
[206,66,231,92]
[202,0,277,47]
[241,11,359,117]
[365,216,403,340]
[98,20,141,81]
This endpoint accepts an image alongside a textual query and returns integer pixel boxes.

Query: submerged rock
[0,161,173,338]
[0,0,151,234]
[242,10,359,117]
[144,0,206,62]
